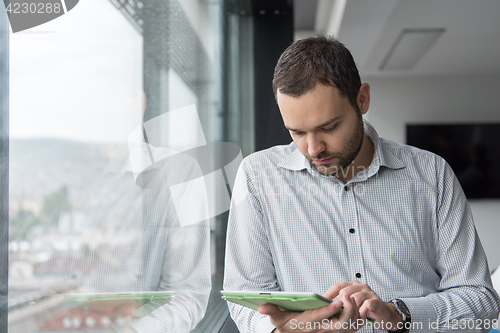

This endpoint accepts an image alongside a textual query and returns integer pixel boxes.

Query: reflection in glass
[8,0,226,331]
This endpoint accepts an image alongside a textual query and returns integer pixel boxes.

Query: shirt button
[356,273,362,278]
[344,186,349,191]
[349,228,355,234]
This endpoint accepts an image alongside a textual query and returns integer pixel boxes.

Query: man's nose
[307,133,325,158]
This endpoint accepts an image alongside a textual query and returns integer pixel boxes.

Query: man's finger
[323,281,359,299]
[258,304,291,327]
[338,295,357,322]
[334,295,365,331]
[258,304,295,327]
[337,283,373,300]
[303,300,343,323]
[359,298,382,320]
[359,305,370,320]
[258,303,281,316]
[350,290,373,307]
[359,298,386,317]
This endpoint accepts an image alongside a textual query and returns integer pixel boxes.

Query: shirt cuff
[399,296,437,333]
[255,315,276,333]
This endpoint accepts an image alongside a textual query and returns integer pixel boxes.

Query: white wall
[364,74,500,269]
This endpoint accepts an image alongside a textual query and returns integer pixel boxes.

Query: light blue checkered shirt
[224,120,500,332]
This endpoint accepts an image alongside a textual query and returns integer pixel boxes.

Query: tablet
[9,291,177,330]
[60,291,176,315]
[221,291,374,324]
[221,291,338,313]
[63,291,176,302]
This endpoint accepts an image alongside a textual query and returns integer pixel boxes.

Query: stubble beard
[310,115,364,177]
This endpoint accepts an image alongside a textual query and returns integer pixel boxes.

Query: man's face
[277,84,365,176]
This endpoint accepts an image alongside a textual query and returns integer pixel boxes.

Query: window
[3,0,254,331]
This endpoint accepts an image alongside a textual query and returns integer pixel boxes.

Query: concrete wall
[364,74,500,269]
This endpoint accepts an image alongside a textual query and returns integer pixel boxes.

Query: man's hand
[258,294,365,333]
[324,281,404,331]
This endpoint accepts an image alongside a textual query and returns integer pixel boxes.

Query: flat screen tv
[406,123,500,199]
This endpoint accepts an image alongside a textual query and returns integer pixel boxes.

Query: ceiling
[294,0,500,77]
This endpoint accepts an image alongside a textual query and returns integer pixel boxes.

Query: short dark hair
[272,35,361,110]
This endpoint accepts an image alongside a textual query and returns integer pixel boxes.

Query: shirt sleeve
[127,152,211,333]
[400,160,500,333]
[223,158,279,333]
[129,221,211,333]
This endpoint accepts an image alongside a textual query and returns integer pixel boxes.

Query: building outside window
[2,0,254,331]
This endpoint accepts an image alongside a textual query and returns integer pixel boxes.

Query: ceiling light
[380,28,445,71]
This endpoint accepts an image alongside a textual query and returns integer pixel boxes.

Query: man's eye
[292,131,304,136]
[323,126,336,132]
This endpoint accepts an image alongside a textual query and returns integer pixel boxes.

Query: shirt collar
[364,120,406,171]
[277,119,406,174]
[277,142,309,171]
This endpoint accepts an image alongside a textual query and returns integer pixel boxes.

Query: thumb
[258,304,294,326]
[258,303,281,316]
[306,300,343,323]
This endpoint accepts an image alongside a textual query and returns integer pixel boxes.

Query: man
[223,36,500,333]
[118,87,211,333]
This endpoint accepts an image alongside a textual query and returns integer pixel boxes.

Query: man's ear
[357,83,370,115]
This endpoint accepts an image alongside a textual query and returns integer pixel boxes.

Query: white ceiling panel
[334,0,500,77]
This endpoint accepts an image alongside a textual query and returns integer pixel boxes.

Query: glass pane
[7,0,230,332]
